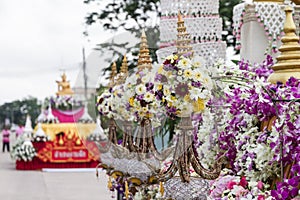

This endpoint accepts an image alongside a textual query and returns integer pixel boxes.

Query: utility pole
[82,48,88,101]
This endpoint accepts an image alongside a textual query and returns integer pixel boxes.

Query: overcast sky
[0,0,112,105]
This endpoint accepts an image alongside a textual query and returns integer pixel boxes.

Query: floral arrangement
[11,136,37,162]
[97,89,114,118]
[44,95,83,111]
[110,84,135,121]
[154,54,212,118]
[123,67,161,123]
[209,169,272,200]
[203,55,300,199]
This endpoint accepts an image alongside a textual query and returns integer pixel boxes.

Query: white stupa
[45,104,59,123]
[35,123,46,137]
[23,115,33,137]
[36,106,46,123]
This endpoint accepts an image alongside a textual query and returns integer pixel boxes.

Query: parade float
[94,0,300,199]
[12,73,102,170]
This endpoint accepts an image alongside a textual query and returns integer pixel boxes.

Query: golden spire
[176,11,193,58]
[137,29,152,71]
[253,0,284,3]
[109,62,117,87]
[268,6,300,84]
[120,54,128,76]
[116,55,129,84]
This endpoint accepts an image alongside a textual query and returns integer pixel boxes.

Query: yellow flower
[193,98,205,112]
[145,113,153,118]
[183,69,192,78]
[184,94,191,102]
[173,55,178,60]
[142,107,148,113]
[129,97,134,106]
[158,65,164,74]
[157,84,163,91]
[163,88,170,96]
[171,96,176,101]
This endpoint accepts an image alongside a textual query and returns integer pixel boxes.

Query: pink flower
[239,176,248,188]
[227,181,237,190]
[258,195,265,200]
[257,181,264,190]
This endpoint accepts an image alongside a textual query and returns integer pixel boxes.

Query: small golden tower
[137,30,152,71]
[109,62,117,87]
[176,11,194,58]
[56,72,74,96]
[268,6,300,84]
[119,54,128,84]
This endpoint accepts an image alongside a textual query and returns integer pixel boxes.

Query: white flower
[135,85,146,95]
[144,92,154,102]
[178,58,191,69]
[189,87,202,100]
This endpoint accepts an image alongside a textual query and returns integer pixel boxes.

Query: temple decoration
[37,131,98,163]
[109,62,117,88]
[137,30,152,71]
[233,0,300,64]
[176,12,193,58]
[154,11,227,200]
[157,0,226,67]
[116,55,129,85]
[268,6,300,83]
[56,72,74,96]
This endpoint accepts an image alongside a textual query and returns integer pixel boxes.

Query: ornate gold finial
[137,29,152,71]
[120,55,128,77]
[56,72,74,96]
[109,62,117,87]
[253,0,284,3]
[268,6,300,84]
[291,0,300,5]
[176,11,194,58]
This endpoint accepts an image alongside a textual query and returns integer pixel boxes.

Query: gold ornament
[137,29,152,71]
[268,6,300,84]
[176,11,194,58]
[56,73,74,96]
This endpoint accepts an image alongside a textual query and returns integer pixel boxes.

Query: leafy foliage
[0,97,40,128]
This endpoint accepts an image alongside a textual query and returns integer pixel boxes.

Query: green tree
[84,0,160,75]
[0,97,41,129]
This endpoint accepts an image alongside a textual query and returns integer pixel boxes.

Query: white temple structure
[233,0,300,64]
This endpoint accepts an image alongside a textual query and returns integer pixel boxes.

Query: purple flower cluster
[217,55,300,199]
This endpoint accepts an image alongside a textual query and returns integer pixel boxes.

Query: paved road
[0,142,112,200]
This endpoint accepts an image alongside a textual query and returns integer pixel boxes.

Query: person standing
[2,126,10,152]
[15,124,24,138]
